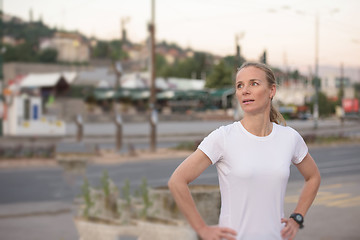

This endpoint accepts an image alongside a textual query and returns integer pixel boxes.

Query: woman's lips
[242,99,255,105]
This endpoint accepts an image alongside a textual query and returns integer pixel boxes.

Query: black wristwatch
[290,213,304,229]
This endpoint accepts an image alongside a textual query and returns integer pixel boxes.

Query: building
[321,75,354,99]
[2,94,66,136]
[2,36,25,46]
[2,73,70,136]
[20,72,77,98]
[40,32,90,63]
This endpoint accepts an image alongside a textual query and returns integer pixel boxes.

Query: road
[64,119,360,139]
[0,143,359,239]
[2,119,360,155]
[65,118,360,153]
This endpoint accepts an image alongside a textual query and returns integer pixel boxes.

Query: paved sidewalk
[2,175,359,240]
[1,119,359,239]
[284,174,360,240]
[0,201,78,240]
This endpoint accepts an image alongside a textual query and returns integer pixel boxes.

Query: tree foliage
[307,91,336,117]
[4,20,55,46]
[156,51,212,79]
[206,60,233,88]
[91,40,128,61]
[319,91,336,117]
[38,48,58,63]
[4,43,37,62]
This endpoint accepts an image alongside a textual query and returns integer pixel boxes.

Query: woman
[168,62,321,240]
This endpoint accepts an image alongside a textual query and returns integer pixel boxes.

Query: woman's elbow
[168,173,188,193]
[309,168,321,190]
[315,169,321,187]
[168,173,180,191]
[168,175,176,190]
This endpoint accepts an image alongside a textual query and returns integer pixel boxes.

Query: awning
[130,90,150,100]
[157,90,208,100]
[93,89,132,100]
[20,72,77,88]
[209,87,235,98]
[94,90,115,100]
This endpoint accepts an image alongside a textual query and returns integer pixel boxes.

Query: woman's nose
[242,85,250,95]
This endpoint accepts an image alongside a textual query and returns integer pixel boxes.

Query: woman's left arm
[281,152,321,240]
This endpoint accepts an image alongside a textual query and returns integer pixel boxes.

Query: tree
[206,60,233,88]
[156,51,212,79]
[354,83,360,100]
[109,40,128,60]
[260,50,267,64]
[290,70,300,80]
[156,54,172,78]
[307,91,336,117]
[4,43,37,62]
[91,41,109,58]
[223,55,246,76]
[38,48,57,63]
[91,40,128,60]
[173,57,197,78]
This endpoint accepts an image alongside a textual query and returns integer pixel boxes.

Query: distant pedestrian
[168,62,321,240]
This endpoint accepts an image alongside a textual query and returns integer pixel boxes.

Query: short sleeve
[291,129,308,165]
[197,127,224,165]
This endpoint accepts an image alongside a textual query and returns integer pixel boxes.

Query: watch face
[296,215,303,222]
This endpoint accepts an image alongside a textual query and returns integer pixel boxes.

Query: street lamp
[233,32,245,121]
[313,13,320,129]
[294,9,339,129]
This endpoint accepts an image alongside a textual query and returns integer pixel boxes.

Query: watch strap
[290,213,304,229]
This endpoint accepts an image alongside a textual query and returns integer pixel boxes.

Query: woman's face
[235,66,275,115]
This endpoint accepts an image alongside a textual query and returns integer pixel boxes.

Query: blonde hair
[237,62,286,126]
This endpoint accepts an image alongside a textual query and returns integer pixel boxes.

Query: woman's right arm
[168,149,237,240]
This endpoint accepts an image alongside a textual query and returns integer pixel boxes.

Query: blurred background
[0,0,359,240]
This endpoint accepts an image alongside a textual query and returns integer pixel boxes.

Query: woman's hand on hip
[198,225,237,240]
[281,218,299,240]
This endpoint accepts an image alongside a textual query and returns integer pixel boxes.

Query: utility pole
[234,32,244,72]
[340,62,345,126]
[113,61,122,92]
[313,13,320,129]
[261,49,267,64]
[111,18,124,114]
[283,51,289,87]
[339,62,344,100]
[112,18,124,149]
[149,0,157,152]
[235,34,240,71]
[0,0,4,136]
[121,17,130,43]
[233,32,244,121]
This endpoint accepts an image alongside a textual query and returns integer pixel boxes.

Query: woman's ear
[270,84,276,99]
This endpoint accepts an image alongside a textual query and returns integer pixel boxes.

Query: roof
[20,72,77,88]
[121,73,149,88]
[74,68,116,87]
[167,78,205,90]
[157,89,208,100]
[75,68,206,91]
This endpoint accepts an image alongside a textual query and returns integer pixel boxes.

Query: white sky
[3,0,360,70]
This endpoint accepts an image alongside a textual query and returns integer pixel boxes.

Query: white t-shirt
[198,121,308,240]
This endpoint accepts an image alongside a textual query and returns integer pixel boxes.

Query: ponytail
[270,104,286,126]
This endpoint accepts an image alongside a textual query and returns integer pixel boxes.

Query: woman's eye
[237,84,243,89]
[251,82,259,86]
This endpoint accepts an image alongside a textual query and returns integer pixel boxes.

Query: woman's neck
[241,114,273,137]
